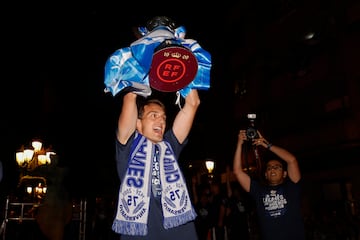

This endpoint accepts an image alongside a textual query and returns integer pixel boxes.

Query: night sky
[2,1,333,196]
[2,2,236,196]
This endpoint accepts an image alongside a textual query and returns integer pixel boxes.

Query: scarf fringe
[163,209,197,229]
[112,219,147,236]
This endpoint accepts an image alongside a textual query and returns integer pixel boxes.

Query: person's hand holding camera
[237,130,248,145]
[252,131,273,150]
[238,129,273,150]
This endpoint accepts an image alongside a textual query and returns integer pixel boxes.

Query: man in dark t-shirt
[233,130,305,240]
[112,89,200,240]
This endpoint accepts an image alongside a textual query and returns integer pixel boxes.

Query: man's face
[137,103,166,143]
[265,160,287,186]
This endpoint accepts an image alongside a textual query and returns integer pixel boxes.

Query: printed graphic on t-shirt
[262,189,287,218]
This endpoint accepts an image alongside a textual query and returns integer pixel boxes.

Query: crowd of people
[191,169,253,240]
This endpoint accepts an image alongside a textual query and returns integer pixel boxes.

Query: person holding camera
[233,129,305,240]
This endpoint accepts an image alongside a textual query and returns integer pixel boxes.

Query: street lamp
[16,139,55,171]
[205,159,215,174]
[205,159,215,183]
[15,139,55,201]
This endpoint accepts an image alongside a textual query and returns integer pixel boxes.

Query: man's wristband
[267,143,273,149]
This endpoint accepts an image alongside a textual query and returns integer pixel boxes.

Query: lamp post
[205,159,215,182]
[16,140,55,171]
[15,139,55,201]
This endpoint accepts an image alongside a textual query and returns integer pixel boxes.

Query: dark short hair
[138,98,166,119]
[263,151,287,169]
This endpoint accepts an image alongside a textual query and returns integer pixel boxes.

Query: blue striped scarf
[112,133,197,236]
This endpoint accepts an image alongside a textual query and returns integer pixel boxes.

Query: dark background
[1,2,233,196]
[2,1,359,197]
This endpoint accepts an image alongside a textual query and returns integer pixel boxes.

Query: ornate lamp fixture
[16,140,55,171]
[15,139,55,201]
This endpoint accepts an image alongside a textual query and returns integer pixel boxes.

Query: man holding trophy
[104,16,212,240]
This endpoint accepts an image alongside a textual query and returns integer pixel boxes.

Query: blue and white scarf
[112,134,197,236]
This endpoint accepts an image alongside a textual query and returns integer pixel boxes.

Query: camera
[246,113,259,139]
